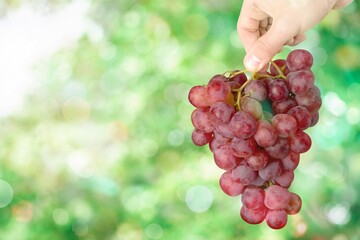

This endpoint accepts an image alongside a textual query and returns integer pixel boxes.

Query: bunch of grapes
[188,49,321,229]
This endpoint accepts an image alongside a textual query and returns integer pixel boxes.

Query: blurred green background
[0,0,359,239]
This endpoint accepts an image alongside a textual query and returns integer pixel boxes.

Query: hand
[237,0,353,72]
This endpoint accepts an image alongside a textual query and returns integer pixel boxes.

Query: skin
[237,0,353,72]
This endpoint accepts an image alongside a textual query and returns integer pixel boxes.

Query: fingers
[285,33,307,46]
[237,0,269,53]
[333,0,353,9]
[243,18,299,72]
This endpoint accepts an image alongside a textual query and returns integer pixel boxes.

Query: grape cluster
[188,49,321,229]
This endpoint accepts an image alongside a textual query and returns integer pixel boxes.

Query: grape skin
[241,205,267,224]
[241,187,265,209]
[213,144,241,170]
[286,49,313,71]
[253,120,277,148]
[266,209,288,229]
[264,185,291,210]
[191,129,213,146]
[229,111,257,139]
[272,114,298,138]
[219,170,245,196]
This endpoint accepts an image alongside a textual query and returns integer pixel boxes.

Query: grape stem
[223,69,249,79]
[257,61,286,79]
[233,73,256,110]
[231,61,286,110]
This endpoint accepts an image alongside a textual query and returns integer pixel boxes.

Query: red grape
[241,187,265,209]
[259,160,283,182]
[281,150,300,171]
[272,114,297,138]
[287,106,311,130]
[264,185,291,210]
[286,49,313,71]
[229,111,257,139]
[191,129,213,146]
[253,120,277,147]
[219,170,246,196]
[213,144,241,170]
[264,137,290,159]
[241,205,267,224]
[266,209,288,229]
[290,130,312,153]
[231,165,257,185]
[288,69,315,95]
[285,192,302,215]
[244,80,268,101]
[272,98,297,114]
[275,170,294,188]
[191,108,214,133]
[231,137,257,158]
[188,85,209,108]
[268,79,289,102]
[245,149,269,171]
[210,102,235,124]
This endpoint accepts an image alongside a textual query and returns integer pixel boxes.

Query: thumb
[244,19,298,72]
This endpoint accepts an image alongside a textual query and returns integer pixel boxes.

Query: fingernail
[244,54,262,72]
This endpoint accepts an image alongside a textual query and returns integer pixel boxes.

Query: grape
[213,144,241,170]
[241,187,265,209]
[251,175,267,187]
[215,123,235,139]
[287,106,311,130]
[188,85,209,108]
[275,170,294,188]
[285,192,302,215]
[229,111,257,139]
[266,209,288,229]
[268,79,289,102]
[272,98,297,114]
[290,130,312,153]
[245,149,269,171]
[240,97,263,119]
[219,170,246,196]
[207,78,232,104]
[295,86,322,113]
[286,49,313,71]
[272,114,297,138]
[191,108,214,133]
[209,131,231,152]
[310,111,319,127]
[259,160,282,182]
[281,150,300,171]
[189,49,321,230]
[231,137,257,158]
[264,137,290,159]
[210,102,235,124]
[264,185,291,210]
[191,129,213,146]
[253,120,277,147]
[241,205,267,224]
[244,80,268,101]
[231,165,257,185]
[288,69,315,95]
